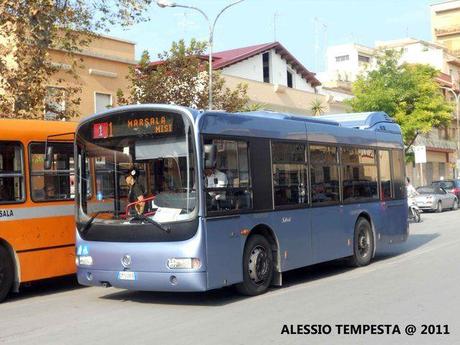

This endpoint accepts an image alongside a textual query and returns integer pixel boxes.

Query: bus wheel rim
[358,226,370,258]
[248,245,269,285]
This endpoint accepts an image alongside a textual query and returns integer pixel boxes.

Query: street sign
[413,146,427,164]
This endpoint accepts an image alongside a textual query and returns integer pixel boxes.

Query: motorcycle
[408,196,421,223]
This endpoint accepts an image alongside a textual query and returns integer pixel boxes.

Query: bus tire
[236,234,273,296]
[0,245,14,302]
[349,217,374,267]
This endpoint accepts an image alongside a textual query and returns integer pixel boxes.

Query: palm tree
[310,98,327,116]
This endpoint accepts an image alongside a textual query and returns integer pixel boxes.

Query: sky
[108,0,438,73]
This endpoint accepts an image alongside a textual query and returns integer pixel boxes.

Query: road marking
[256,233,460,300]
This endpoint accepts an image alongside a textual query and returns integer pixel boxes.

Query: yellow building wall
[431,1,460,54]
[223,74,329,116]
[49,49,135,119]
[48,35,136,119]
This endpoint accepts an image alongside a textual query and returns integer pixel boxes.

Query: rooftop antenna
[174,11,195,35]
[273,11,280,41]
[314,17,328,71]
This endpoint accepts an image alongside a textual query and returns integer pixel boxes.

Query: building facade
[431,0,460,57]
[212,42,329,115]
[48,34,137,119]
[0,29,136,120]
[320,38,460,185]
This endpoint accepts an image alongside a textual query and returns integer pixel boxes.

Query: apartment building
[48,34,137,119]
[431,0,460,57]
[320,39,460,184]
[214,42,328,115]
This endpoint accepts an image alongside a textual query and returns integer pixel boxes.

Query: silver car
[415,186,459,212]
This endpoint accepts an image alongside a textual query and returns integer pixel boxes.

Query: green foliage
[118,39,249,112]
[346,49,453,147]
[310,98,327,116]
[241,102,267,112]
[0,0,152,119]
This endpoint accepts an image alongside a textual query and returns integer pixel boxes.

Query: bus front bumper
[77,268,208,292]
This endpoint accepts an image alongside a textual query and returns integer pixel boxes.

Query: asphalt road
[1,210,459,345]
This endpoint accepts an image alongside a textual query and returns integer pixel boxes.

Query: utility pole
[157,0,245,110]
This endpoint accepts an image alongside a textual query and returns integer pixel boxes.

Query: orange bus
[0,119,77,302]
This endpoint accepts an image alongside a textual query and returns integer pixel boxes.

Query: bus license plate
[118,271,136,281]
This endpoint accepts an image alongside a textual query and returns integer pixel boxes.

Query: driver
[126,168,145,215]
[205,167,228,209]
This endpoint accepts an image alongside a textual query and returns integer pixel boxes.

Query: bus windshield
[76,110,197,228]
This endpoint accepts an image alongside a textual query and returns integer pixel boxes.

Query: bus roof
[78,104,403,148]
[80,104,399,133]
[199,110,403,148]
[0,119,77,142]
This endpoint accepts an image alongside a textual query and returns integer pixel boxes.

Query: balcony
[415,132,457,152]
[435,25,460,37]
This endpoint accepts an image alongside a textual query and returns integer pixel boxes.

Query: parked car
[415,186,458,212]
[432,179,460,199]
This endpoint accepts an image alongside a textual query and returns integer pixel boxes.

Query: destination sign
[92,113,176,139]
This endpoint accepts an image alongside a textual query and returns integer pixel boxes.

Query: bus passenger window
[341,147,378,202]
[379,150,392,200]
[30,142,74,202]
[203,138,252,213]
[310,145,340,204]
[0,142,24,203]
[271,141,307,207]
[392,149,406,199]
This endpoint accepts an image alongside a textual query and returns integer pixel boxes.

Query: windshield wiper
[81,211,115,234]
[129,214,171,233]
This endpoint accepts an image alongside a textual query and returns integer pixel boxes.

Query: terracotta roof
[149,41,321,87]
[436,72,460,91]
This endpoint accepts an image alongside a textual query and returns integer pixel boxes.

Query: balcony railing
[415,133,457,152]
[435,25,460,37]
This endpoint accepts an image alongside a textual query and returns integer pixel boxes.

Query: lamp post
[440,86,460,177]
[156,0,245,110]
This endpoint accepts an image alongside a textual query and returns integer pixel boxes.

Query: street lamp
[440,86,460,177]
[156,0,245,110]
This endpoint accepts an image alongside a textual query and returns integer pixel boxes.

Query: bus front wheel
[349,217,374,267]
[0,245,14,302]
[236,235,274,296]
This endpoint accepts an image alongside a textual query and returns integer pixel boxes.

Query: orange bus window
[0,141,25,204]
[30,142,75,202]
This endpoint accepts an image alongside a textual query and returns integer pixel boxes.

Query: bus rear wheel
[0,245,14,302]
[349,218,374,267]
[236,235,273,296]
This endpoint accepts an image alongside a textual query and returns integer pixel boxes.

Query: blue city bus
[75,104,408,296]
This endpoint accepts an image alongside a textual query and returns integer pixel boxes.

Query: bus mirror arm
[43,131,74,170]
[204,144,217,169]
[44,145,54,170]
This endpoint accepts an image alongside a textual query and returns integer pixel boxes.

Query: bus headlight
[77,255,93,266]
[167,258,201,269]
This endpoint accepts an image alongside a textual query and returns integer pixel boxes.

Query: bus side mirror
[204,144,217,169]
[44,145,54,170]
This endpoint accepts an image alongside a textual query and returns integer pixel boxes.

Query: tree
[310,98,327,116]
[0,0,152,119]
[118,39,249,112]
[346,49,453,149]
